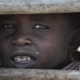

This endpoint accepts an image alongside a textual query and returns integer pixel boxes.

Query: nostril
[25,43,30,45]
[25,40,32,45]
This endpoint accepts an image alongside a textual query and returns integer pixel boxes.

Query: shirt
[62,60,80,70]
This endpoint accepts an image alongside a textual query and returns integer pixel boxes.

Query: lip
[9,50,36,68]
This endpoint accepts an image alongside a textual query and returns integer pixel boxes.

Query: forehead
[0,14,69,22]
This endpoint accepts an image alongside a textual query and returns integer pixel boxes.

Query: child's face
[0,14,71,69]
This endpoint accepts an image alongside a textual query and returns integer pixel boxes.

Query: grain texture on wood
[0,0,80,14]
[0,69,80,80]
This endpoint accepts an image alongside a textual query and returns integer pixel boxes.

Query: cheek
[38,35,68,61]
[0,39,12,56]
[38,39,56,61]
[37,39,62,68]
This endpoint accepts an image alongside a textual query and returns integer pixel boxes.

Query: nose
[12,37,32,46]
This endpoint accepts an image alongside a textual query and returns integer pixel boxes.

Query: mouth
[10,50,36,68]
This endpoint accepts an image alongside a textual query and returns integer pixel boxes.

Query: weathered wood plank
[0,69,80,80]
[0,0,80,14]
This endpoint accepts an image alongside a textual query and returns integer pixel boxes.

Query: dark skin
[0,14,77,69]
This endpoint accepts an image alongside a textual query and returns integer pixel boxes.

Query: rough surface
[0,0,80,14]
[0,69,80,80]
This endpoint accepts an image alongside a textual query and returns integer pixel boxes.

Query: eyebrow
[0,15,15,22]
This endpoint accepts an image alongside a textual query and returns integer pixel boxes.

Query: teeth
[21,56,27,61]
[15,56,21,62]
[14,56,31,62]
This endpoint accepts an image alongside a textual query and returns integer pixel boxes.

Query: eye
[33,24,49,29]
[0,24,16,29]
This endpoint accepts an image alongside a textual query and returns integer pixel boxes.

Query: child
[0,13,79,70]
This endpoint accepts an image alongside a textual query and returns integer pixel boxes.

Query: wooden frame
[0,0,80,14]
[0,69,80,80]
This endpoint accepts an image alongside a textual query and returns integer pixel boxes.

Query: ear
[69,29,80,52]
